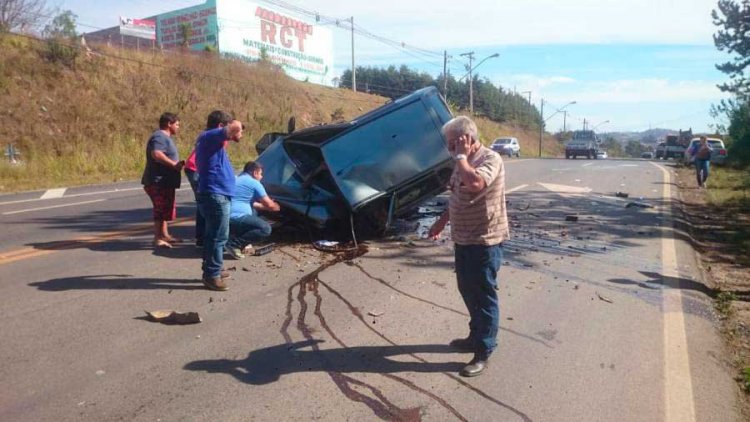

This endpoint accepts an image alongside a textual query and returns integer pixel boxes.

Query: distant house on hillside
[84,0,335,86]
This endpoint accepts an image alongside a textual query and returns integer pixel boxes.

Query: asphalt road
[0,158,741,421]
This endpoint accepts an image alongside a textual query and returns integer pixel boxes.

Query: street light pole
[539,99,545,157]
[459,52,499,115]
[539,100,576,158]
[592,120,610,131]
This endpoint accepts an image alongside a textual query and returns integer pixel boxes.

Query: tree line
[712,0,750,167]
[339,65,542,130]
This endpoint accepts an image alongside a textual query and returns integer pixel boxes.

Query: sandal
[163,236,183,243]
[154,239,173,249]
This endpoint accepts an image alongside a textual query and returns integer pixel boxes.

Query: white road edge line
[2,199,107,215]
[652,162,696,422]
[507,184,528,193]
[40,188,66,199]
[0,186,191,206]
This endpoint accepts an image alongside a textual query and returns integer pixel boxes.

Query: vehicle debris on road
[145,310,202,324]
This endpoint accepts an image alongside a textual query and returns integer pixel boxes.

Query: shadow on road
[184,340,463,385]
[29,274,204,291]
[607,270,719,298]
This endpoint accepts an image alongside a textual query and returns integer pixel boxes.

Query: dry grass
[0,33,559,192]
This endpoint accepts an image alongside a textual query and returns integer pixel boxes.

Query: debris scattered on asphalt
[253,243,275,256]
[625,202,653,209]
[145,310,202,324]
[565,215,579,222]
[95,370,105,376]
[506,317,514,321]
[367,310,385,317]
[596,292,613,303]
[615,192,629,198]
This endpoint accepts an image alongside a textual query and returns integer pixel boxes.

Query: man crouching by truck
[226,161,280,259]
[428,116,509,377]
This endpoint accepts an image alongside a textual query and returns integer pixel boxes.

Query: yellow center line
[0,217,193,266]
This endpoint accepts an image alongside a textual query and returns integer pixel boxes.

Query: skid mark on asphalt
[282,247,532,421]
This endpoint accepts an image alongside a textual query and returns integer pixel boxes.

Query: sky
[57,0,733,133]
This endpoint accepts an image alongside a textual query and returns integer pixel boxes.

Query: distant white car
[683,138,727,165]
[596,150,608,159]
[491,137,521,157]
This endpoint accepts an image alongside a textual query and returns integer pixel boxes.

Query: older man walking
[429,115,509,377]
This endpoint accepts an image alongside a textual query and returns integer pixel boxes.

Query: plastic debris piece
[253,243,275,256]
[368,310,385,317]
[565,215,579,222]
[145,310,202,324]
[596,292,613,303]
[615,192,629,198]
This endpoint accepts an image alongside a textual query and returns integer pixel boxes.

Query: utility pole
[521,91,531,105]
[460,52,475,113]
[539,99,545,158]
[443,50,448,97]
[563,110,568,133]
[583,118,587,130]
[350,17,356,92]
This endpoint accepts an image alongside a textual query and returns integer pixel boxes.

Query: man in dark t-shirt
[142,112,184,248]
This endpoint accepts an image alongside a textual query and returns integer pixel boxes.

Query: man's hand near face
[226,120,243,142]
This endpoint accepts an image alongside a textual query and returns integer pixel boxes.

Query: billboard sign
[119,17,156,40]
[217,0,334,85]
[155,0,219,50]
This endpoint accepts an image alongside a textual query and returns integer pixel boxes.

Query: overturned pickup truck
[255,86,454,237]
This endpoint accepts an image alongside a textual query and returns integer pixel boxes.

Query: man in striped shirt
[429,116,509,377]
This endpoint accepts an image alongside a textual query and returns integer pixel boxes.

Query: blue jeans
[454,243,503,358]
[694,159,709,187]
[185,169,205,242]
[229,214,272,249]
[197,193,230,279]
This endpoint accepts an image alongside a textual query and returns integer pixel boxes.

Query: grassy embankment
[0,33,560,193]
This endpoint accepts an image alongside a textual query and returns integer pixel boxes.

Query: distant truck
[659,129,692,159]
[565,130,600,159]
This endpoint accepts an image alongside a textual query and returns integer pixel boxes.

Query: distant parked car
[596,150,608,159]
[491,137,521,157]
[683,138,727,165]
[641,151,654,159]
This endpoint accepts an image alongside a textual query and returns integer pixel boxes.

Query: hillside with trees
[340,66,541,130]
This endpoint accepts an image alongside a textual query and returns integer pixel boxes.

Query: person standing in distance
[689,135,713,189]
[141,112,184,248]
[195,111,243,291]
[428,115,509,377]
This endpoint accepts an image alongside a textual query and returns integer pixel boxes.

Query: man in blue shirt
[227,161,280,259]
[195,110,243,291]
